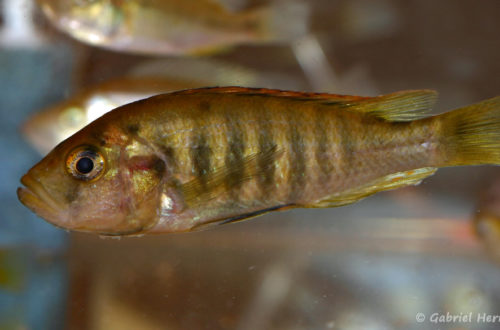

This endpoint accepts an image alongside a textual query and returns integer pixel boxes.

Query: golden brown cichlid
[17,87,500,236]
[36,0,308,55]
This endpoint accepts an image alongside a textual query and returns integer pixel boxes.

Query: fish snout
[17,172,66,225]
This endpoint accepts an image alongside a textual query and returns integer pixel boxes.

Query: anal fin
[307,167,437,208]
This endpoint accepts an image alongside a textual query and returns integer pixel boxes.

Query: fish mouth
[18,174,145,236]
[17,173,64,225]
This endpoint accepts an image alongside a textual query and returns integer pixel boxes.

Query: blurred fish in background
[473,178,500,262]
[22,58,306,155]
[36,0,310,55]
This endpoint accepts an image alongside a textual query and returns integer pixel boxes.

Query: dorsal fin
[169,86,370,102]
[346,90,438,121]
[168,87,438,121]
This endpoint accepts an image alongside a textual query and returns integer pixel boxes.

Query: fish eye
[76,157,94,174]
[66,146,105,181]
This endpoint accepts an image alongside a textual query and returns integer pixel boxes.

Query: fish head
[18,120,164,235]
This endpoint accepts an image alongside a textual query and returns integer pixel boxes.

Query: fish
[36,0,309,55]
[473,178,500,261]
[17,87,500,236]
[22,59,305,155]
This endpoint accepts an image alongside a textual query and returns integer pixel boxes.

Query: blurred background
[1,0,499,329]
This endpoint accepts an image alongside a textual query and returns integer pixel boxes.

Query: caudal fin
[439,96,500,166]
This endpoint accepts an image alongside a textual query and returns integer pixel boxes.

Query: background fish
[22,58,305,155]
[36,0,309,55]
[17,87,500,235]
[22,77,190,155]
[473,177,500,262]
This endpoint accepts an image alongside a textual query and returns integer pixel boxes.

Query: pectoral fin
[181,145,283,206]
[306,167,437,208]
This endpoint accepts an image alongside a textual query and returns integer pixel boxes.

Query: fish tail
[438,96,500,166]
[251,0,310,42]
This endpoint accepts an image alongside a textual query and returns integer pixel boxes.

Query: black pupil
[76,157,94,174]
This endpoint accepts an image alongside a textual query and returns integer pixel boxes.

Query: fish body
[37,0,308,55]
[18,87,500,235]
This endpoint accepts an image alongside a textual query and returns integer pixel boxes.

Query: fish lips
[17,173,147,236]
[17,173,67,228]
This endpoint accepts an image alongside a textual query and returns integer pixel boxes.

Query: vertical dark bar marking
[150,156,166,179]
[257,113,276,198]
[126,124,140,135]
[338,113,355,171]
[191,131,212,191]
[224,118,245,197]
[156,144,178,173]
[315,110,333,184]
[288,121,306,202]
